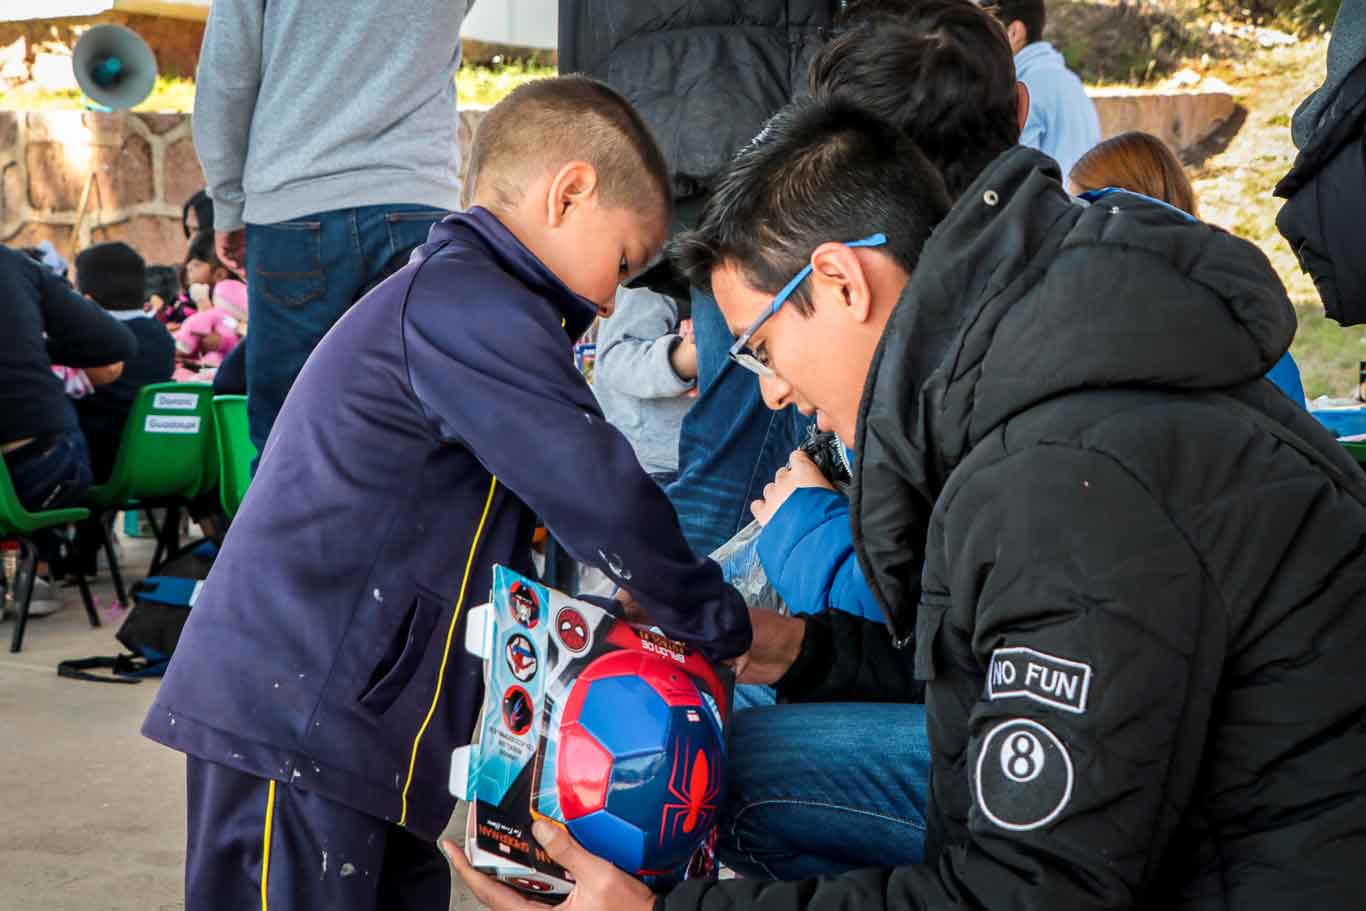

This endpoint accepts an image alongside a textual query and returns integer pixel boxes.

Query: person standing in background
[194,0,476,454]
[990,0,1100,177]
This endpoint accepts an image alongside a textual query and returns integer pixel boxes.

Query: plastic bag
[709,429,852,614]
[710,519,786,615]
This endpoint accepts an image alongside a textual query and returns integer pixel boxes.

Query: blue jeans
[4,429,91,566]
[667,290,813,556]
[244,205,448,454]
[719,686,931,880]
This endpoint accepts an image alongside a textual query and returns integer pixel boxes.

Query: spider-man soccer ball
[556,650,726,876]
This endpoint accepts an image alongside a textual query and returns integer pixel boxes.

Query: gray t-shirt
[195,0,475,230]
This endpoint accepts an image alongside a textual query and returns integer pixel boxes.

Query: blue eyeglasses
[727,233,888,378]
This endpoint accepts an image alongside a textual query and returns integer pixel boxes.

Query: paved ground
[0,532,479,911]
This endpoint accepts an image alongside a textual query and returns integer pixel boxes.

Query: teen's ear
[1006,20,1028,53]
[809,242,874,324]
[545,161,600,227]
[1016,81,1030,135]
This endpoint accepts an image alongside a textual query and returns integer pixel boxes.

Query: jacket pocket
[358,588,448,715]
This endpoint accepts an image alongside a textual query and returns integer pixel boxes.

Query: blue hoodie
[1015,41,1102,179]
[142,208,750,840]
[756,487,882,622]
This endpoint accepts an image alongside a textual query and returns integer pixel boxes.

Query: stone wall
[0,108,489,269]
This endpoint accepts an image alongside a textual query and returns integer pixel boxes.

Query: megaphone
[73,24,157,111]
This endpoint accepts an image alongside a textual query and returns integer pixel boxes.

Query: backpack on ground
[57,544,214,683]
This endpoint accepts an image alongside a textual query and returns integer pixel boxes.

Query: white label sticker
[145,415,201,435]
[153,392,200,411]
[987,647,1093,714]
[974,718,1074,832]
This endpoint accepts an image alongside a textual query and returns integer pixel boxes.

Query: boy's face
[502,161,668,314]
[711,247,906,445]
[542,201,667,314]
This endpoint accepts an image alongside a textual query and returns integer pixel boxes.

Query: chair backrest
[212,395,256,517]
[88,382,215,509]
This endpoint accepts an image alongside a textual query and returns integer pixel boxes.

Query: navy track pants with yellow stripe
[185,756,450,911]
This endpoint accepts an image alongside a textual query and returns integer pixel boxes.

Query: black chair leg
[10,539,37,654]
[147,505,182,576]
[75,571,100,628]
[101,515,129,607]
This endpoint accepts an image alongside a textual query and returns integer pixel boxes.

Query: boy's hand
[670,335,698,382]
[750,449,834,526]
[733,607,806,685]
[443,822,655,911]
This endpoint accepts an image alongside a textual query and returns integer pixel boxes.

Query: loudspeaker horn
[73,24,158,111]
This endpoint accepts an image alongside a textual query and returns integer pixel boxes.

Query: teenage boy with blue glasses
[449,4,1366,911]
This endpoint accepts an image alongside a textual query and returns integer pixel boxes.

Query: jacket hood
[851,147,1297,639]
[420,207,600,340]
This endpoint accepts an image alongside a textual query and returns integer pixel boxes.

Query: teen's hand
[733,607,806,685]
[751,449,833,526]
[216,228,246,274]
[443,821,656,911]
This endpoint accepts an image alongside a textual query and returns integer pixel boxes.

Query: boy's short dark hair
[465,74,672,218]
[75,241,145,311]
[812,0,1019,199]
[988,0,1045,45]
[669,98,951,316]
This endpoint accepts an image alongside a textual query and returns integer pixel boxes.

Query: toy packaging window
[451,566,733,901]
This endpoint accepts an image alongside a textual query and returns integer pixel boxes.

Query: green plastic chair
[211,396,256,518]
[85,382,215,605]
[0,456,99,652]
[1344,441,1366,466]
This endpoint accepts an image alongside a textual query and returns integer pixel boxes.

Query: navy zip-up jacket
[143,208,751,840]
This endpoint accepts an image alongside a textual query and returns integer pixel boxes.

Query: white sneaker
[21,577,64,618]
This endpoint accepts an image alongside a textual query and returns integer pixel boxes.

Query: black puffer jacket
[558,1,840,203]
[668,149,1366,909]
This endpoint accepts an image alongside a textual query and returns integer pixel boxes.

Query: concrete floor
[0,532,479,911]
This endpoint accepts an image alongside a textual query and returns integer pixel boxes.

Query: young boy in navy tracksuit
[143,76,751,911]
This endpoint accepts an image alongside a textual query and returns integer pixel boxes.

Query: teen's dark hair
[186,228,221,269]
[669,98,951,315]
[813,0,1019,199]
[988,0,1045,45]
[182,189,214,239]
